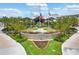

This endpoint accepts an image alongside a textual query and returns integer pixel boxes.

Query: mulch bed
[33,41,48,49]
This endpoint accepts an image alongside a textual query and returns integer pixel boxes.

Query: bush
[11,33,27,43]
[54,33,71,43]
[65,28,77,34]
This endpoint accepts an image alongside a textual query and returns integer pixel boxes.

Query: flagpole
[39,5,41,28]
[31,11,32,28]
[30,6,33,28]
[48,10,50,28]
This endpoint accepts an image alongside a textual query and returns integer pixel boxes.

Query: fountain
[21,28,60,41]
[21,13,60,48]
[21,27,60,48]
[33,28,47,33]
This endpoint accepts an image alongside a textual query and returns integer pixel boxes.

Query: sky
[0,3,79,18]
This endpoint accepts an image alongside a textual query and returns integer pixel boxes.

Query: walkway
[62,26,79,55]
[0,22,26,55]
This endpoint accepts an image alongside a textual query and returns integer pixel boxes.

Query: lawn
[7,31,62,55]
[21,40,62,55]
[2,27,71,55]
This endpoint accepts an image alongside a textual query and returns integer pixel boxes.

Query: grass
[9,33,62,55]
[44,27,60,33]
[2,27,63,55]
[21,27,38,33]
[21,40,62,55]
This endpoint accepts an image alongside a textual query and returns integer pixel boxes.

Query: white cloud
[32,12,39,16]
[66,5,79,8]
[26,3,48,11]
[52,8,61,10]
[63,5,79,10]
[27,4,79,16]
[52,4,79,11]
[0,8,22,17]
[26,3,47,7]
[49,4,79,16]
[40,6,48,11]
[0,8,21,14]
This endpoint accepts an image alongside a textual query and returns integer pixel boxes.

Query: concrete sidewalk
[0,31,26,55]
[62,33,79,55]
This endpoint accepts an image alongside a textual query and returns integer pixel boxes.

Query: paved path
[0,22,26,55]
[62,26,79,55]
[62,33,79,55]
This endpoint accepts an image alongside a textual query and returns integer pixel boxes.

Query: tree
[51,16,78,32]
